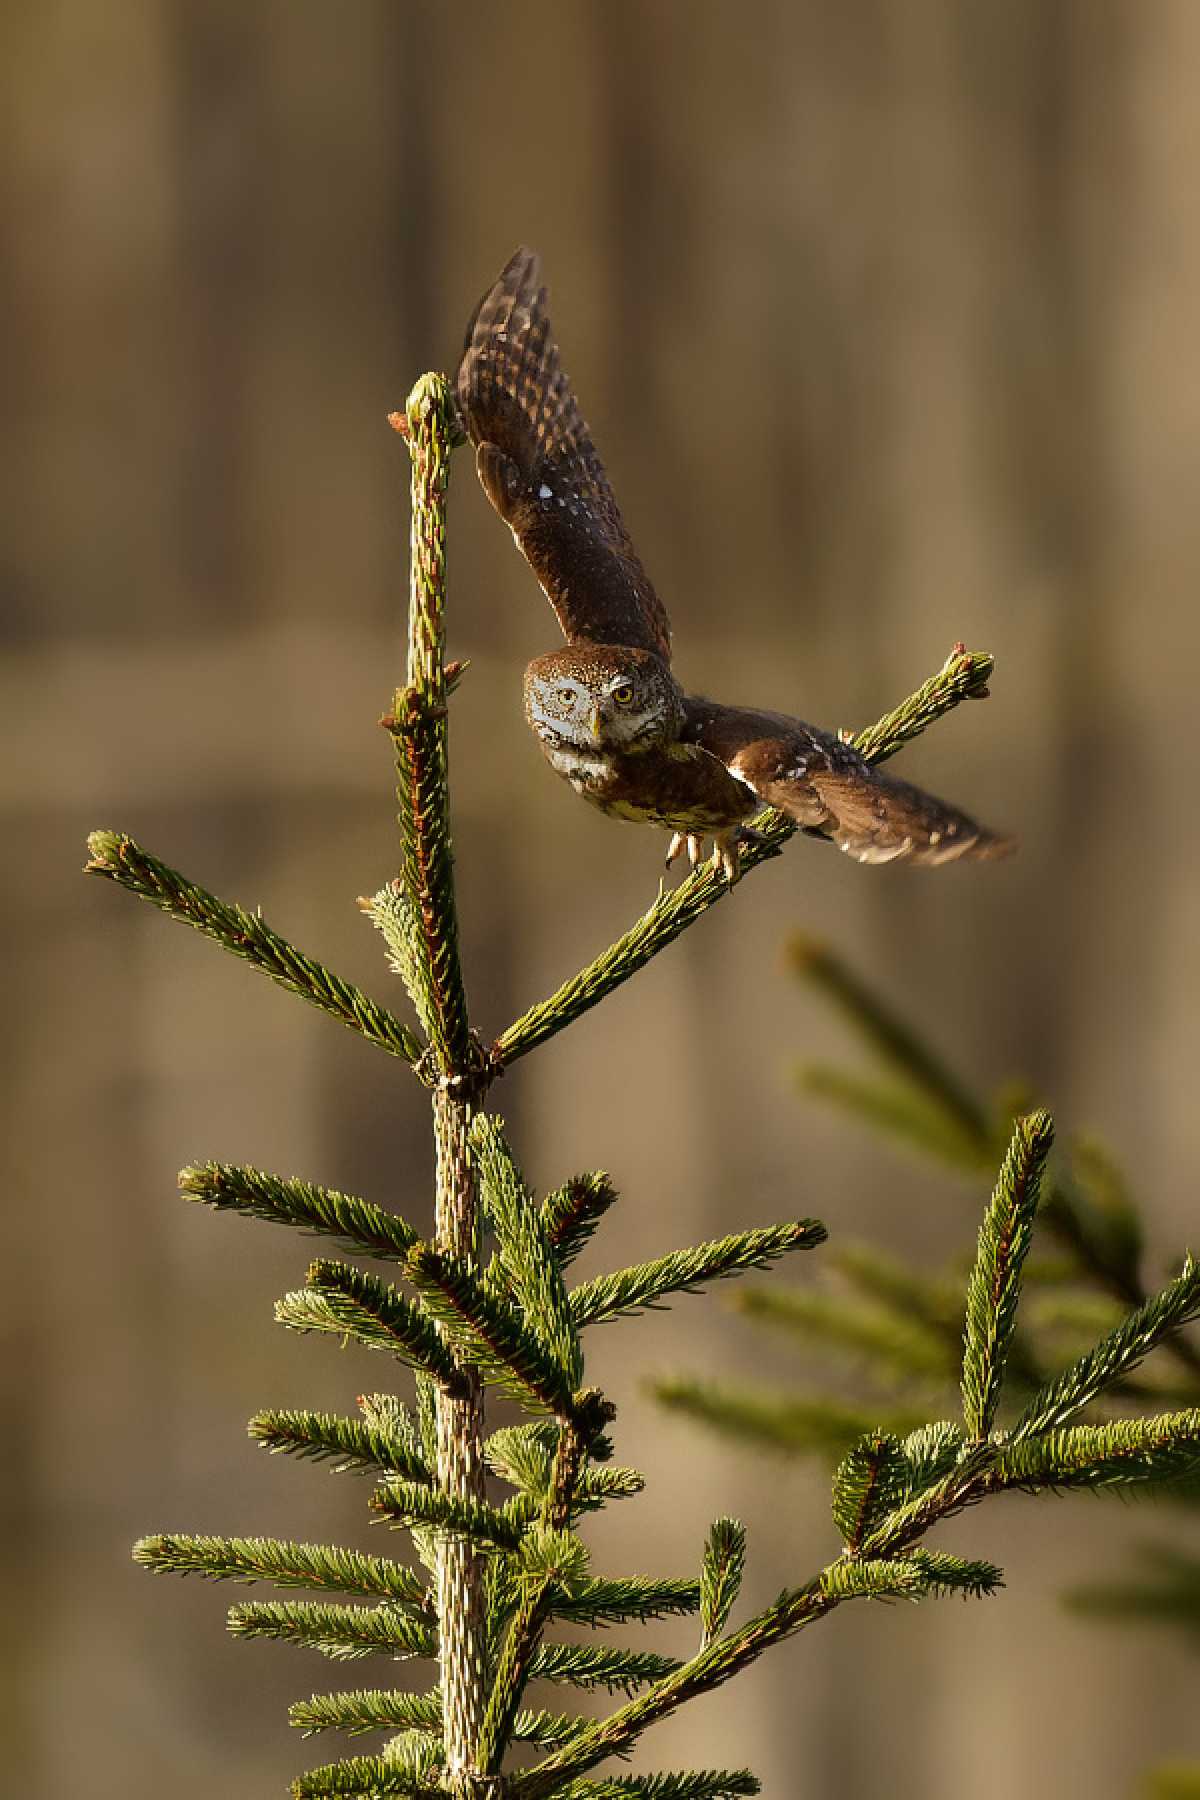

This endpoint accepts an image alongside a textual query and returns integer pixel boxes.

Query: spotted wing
[456,247,673,663]
[683,698,1013,866]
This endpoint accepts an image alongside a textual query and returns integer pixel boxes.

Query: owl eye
[611,681,635,706]
[555,685,576,708]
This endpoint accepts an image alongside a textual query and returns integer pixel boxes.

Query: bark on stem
[433,1087,489,1789]
[399,374,492,1793]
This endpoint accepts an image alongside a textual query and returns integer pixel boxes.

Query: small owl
[456,248,1012,882]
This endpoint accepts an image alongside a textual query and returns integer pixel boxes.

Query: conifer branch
[831,1433,908,1552]
[1012,1256,1200,1439]
[700,1521,746,1646]
[361,880,439,1050]
[291,1688,445,1735]
[897,1421,964,1494]
[847,645,996,764]
[403,1242,578,1416]
[538,1218,1200,1792]
[276,1261,464,1390]
[541,1174,621,1267]
[476,1415,597,1773]
[471,1116,583,1386]
[514,1368,1198,1800]
[509,1709,599,1749]
[485,1426,642,1512]
[529,1643,682,1691]
[569,1222,826,1329]
[825,1552,1003,1602]
[478,1579,559,1772]
[652,1379,911,1459]
[785,933,992,1151]
[793,1065,988,1171]
[248,1408,432,1484]
[553,1578,702,1628]
[856,1446,999,1558]
[853,1407,1200,1562]
[291,1687,594,1751]
[505,1586,834,1796]
[563,1464,647,1507]
[995,1411,1200,1491]
[83,831,422,1066]
[490,648,998,1069]
[229,1599,436,1661]
[132,1533,427,1604]
[292,1752,438,1797]
[900,1550,1006,1598]
[732,1285,954,1384]
[507,1475,1009,1796]
[181,1163,419,1261]
[960,1112,1054,1439]
[831,1244,964,1338]
[370,1479,524,1552]
[790,943,1200,1389]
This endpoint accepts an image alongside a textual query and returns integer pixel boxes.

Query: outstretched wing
[456,247,673,663]
[683,698,1013,866]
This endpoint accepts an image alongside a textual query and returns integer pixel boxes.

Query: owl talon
[714,830,742,885]
[665,832,710,874]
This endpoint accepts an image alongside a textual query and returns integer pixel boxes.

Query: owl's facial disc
[525,674,591,748]
[524,648,682,753]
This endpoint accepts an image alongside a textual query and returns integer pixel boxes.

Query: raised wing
[683,698,1013,866]
[456,247,673,663]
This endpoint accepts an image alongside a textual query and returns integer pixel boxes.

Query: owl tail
[799,764,1015,866]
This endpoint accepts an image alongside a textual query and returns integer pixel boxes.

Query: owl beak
[588,705,604,742]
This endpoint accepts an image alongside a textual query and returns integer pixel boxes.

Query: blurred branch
[790,940,1200,1385]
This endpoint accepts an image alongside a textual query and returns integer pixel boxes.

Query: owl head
[524,645,684,753]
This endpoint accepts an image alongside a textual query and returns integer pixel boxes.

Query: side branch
[507,1583,832,1796]
[512,1395,1198,1793]
[84,831,422,1065]
[478,1410,604,1772]
[492,647,995,1069]
[849,645,993,765]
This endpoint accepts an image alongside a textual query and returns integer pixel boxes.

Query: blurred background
[6,2,1200,1794]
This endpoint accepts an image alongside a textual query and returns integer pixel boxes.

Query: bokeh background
[6,3,1200,1794]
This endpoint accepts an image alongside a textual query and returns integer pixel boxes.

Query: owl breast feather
[541,739,756,832]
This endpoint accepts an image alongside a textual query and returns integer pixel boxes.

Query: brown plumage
[458,248,1013,880]
[457,247,671,662]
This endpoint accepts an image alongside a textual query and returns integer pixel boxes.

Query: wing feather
[682,697,1013,866]
[457,248,673,662]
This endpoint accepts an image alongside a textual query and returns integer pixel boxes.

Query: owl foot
[715,824,771,885]
[665,831,708,871]
[666,826,761,884]
[713,829,744,885]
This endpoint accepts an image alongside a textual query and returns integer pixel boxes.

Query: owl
[456,248,1012,883]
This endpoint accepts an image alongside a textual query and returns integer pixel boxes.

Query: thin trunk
[433,1087,488,1789]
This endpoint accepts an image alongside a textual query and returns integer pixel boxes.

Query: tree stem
[433,1087,488,1789]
